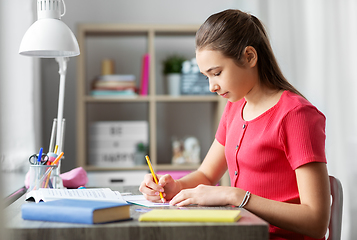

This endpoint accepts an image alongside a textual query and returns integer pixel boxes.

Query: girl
[139,9,330,240]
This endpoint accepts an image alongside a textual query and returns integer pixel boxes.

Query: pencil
[145,155,164,202]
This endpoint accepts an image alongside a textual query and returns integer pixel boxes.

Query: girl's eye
[214,71,221,77]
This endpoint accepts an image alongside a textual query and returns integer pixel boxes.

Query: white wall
[0,0,37,237]
[0,0,39,171]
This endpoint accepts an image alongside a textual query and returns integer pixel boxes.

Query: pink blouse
[216,91,327,240]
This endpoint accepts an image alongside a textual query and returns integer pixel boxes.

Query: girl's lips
[219,92,228,98]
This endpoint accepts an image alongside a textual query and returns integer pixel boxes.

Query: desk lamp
[19,0,80,186]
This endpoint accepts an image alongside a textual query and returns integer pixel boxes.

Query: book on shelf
[25,187,127,203]
[22,199,131,224]
[140,53,150,96]
[90,89,137,97]
[91,74,137,97]
[94,80,136,89]
[92,86,136,91]
[139,209,242,222]
[98,74,136,82]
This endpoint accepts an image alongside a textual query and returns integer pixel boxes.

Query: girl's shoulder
[278,91,326,120]
[223,91,325,122]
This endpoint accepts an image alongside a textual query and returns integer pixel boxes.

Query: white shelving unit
[76,24,229,186]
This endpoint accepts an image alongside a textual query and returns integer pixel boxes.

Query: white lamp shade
[19,18,80,58]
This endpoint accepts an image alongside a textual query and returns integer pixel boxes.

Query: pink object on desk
[25,167,88,189]
[61,167,88,189]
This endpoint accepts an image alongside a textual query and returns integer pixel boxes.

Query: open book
[25,188,126,204]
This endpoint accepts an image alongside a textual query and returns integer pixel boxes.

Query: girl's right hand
[139,173,181,203]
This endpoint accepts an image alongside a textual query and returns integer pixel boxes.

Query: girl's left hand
[169,184,238,207]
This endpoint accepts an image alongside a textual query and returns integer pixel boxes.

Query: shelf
[76,24,229,185]
[83,95,220,103]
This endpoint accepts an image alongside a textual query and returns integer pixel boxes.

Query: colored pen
[37,148,43,165]
[145,155,164,202]
[52,152,64,165]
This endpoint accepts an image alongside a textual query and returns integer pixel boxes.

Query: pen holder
[28,165,59,192]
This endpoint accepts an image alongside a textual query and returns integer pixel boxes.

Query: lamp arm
[55,57,69,153]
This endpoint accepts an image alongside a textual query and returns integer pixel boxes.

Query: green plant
[162,55,186,74]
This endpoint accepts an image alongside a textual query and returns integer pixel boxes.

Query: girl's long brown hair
[196,9,304,98]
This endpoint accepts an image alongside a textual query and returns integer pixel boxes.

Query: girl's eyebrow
[204,66,220,74]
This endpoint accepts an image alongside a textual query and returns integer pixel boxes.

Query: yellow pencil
[145,155,164,202]
[54,145,58,154]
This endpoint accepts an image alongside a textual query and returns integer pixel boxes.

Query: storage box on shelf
[76,24,229,186]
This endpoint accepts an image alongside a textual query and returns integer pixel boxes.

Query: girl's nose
[209,82,220,93]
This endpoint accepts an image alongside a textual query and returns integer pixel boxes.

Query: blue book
[21,199,131,224]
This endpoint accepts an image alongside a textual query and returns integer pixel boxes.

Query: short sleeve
[279,105,327,170]
[215,102,230,146]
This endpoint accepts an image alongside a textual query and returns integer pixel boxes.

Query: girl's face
[196,49,258,102]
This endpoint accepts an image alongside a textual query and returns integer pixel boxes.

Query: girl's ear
[244,46,258,67]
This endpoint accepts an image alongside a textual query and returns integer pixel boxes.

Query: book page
[123,195,170,207]
[26,188,126,203]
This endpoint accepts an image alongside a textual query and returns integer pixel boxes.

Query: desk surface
[5,186,269,240]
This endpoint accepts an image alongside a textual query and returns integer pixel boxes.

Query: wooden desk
[5,186,269,240]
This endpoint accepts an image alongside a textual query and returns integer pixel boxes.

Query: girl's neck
[242,86,284,121]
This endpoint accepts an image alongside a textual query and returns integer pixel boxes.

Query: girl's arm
[171,159,330,239]
[243,162,331,239]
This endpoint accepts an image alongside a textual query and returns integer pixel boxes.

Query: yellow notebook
[138,209,241,222]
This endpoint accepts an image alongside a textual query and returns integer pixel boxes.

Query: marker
[37,148,43,165]
[145,155,164,203]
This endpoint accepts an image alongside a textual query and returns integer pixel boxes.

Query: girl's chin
[228,96,244,103]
